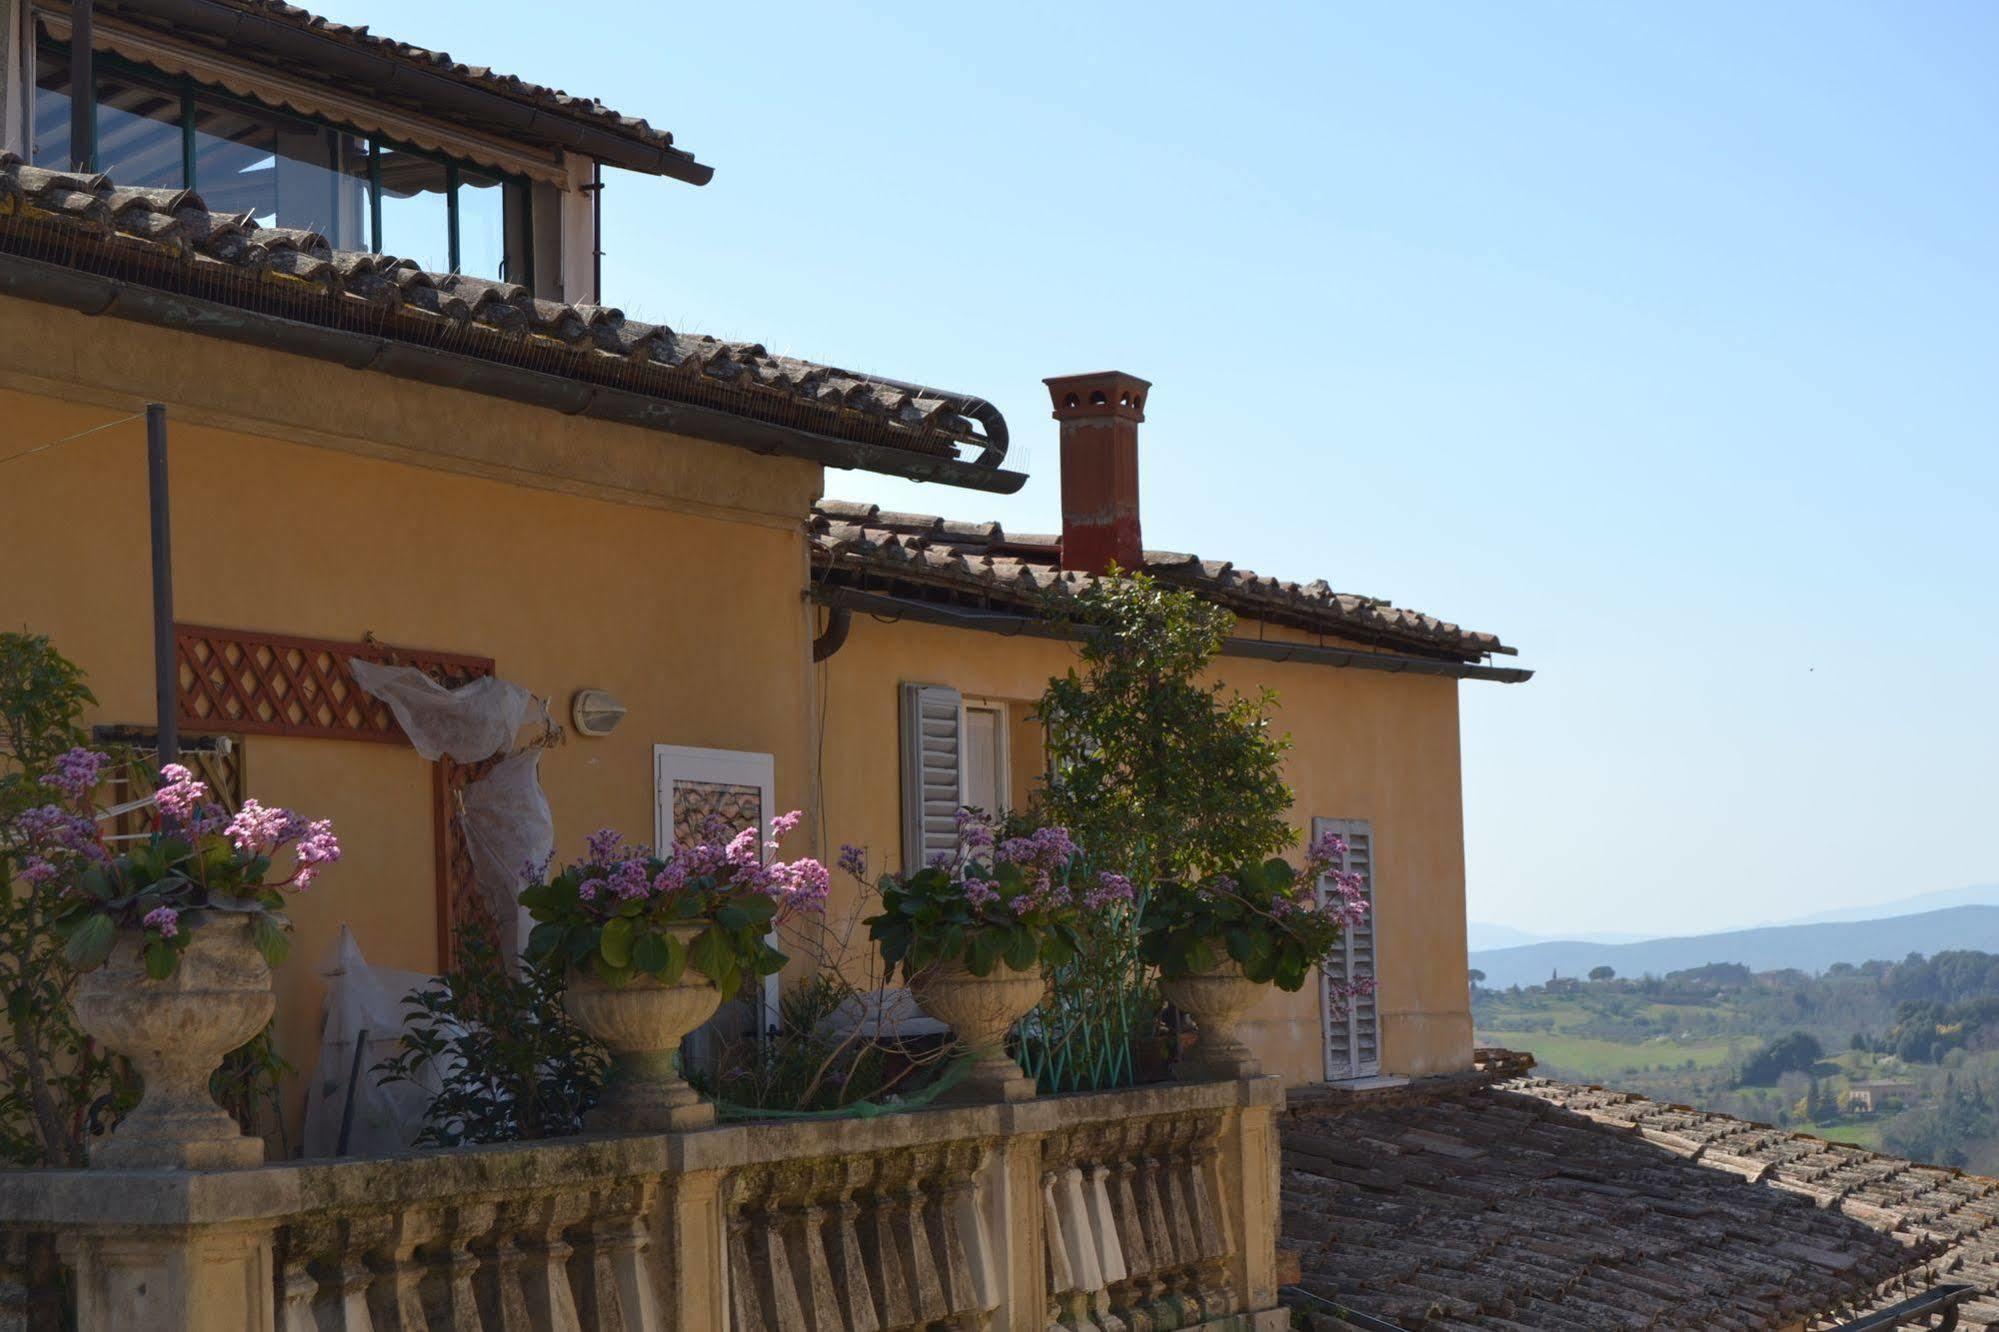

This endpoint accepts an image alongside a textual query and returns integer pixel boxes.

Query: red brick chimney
[1044,371,1150,575]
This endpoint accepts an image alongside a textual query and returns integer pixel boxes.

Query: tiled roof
[1282,1076,1962,1330]
[810,501,1513,663]
[96,0,704,178]
[0,157,1006,470]
[1506,1079,1999,1329]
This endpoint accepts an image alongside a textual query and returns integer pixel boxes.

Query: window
[30,38,533,282]
[1317,817,1381,1081]
[373,141,453,274]
[899,683,963,872]
[961,700,1010,820]
[188,90,371,248]
[655,745,780,1047]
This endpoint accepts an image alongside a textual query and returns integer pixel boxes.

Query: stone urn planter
[1159,958,1264,1081]
[72,911,275,1168]
[913,959,1047,1102]
[564,923,721,1132]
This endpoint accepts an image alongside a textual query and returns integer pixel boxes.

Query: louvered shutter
[900,683,964,872]
[1317,817,1381,1080]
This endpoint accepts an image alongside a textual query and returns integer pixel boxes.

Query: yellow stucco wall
[1,288,1476,1139]
[0,294,823,1139]
[812,613,1475,1087]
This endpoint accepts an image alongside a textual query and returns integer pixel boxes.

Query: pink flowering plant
[29,753,342,981]
[1138,829,1372,994]
[859,810,1107,980]
[519,813,828,995]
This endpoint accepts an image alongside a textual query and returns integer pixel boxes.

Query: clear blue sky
[325,1,1997,937]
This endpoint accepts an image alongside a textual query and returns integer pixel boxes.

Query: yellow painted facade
[813,613,1476,1086]
[0,294,823,1130]
[1,288,1477,1132]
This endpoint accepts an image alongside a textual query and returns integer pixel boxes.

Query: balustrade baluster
[367,1210,436,1332]
[512,1195,586,1332]
[856,1158,915,1332]
[826,1160,881,1332]
[419,1202,495,1332]
[893,1150,949,1327]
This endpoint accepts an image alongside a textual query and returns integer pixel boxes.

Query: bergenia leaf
[64,914,114,970]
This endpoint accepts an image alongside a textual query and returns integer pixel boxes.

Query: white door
[654,745,779,1034]
[1317,817,1381,1081]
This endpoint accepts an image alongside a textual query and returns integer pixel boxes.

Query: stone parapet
[0,1076,1284,1332]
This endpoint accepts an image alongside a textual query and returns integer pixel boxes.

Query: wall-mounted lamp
[570,689,628,738]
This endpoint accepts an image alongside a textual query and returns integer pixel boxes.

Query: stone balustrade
[0,1078,1285,1332]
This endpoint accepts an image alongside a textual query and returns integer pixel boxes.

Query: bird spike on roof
[810,499,1514,663]
[0,156,1015,482]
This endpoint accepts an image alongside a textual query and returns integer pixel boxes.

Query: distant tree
[1850,1032,1870,1052]
[1467,968,1486,988]
[1738,1032,1825,1087]
[1588,966,1616,982]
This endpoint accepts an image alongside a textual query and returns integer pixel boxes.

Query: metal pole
[145,403,178,769]
[69,0,93,171]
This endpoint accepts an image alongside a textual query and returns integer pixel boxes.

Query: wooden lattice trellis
[173,624,497,969]
[90,728,247,844]
[175,625,492,741]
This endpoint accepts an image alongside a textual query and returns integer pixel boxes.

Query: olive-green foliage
[377,924,604,1146]
[0,633,135,1166]
[1035,573,1294,891]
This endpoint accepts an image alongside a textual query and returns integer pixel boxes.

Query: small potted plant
[858,811,1111,1102]
[1139,829,1371,1081]
[21,752,341,1167]
[519,814,827,1132]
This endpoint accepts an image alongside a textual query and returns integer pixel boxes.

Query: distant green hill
[1469,905,1999,990]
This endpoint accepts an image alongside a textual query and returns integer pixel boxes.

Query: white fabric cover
[301,926,437,1158]
[347,659,537,763]
[459,750,556,954]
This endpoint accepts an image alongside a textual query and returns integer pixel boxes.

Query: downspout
[68,0,91,170]
[810,604,852,662]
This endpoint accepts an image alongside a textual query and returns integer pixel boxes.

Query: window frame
[31,34,536,286]
[959,697,1013,819]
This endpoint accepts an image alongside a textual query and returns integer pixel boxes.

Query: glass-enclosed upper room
[5,0,710,304]
[30,39,529,284]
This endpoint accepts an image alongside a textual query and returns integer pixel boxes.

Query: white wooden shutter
[1317,817,1381,1081]
[900,683,964,871]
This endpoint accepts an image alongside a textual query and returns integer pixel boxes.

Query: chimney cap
[1044,371,1151,423]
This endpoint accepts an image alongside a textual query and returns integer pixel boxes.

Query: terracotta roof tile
[811,500,1513,662]
[1281,1080,1966,1330]
[0,157,1006,471]
[95,0,701,174]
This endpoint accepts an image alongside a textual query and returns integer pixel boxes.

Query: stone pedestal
[1160,962,1265,1082]
[65,1227,276,1332]
[914,961,1047,1103]
[71,914,274,1169]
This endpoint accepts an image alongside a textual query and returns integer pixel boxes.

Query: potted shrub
[1140,829,1372,1081]
[519,815,827,1132]
[21,752,341,1167]
[859,811,1111,1102]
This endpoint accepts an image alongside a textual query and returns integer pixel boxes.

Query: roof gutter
[0,250,1027,493]
[811,586,1533,683]
[92,0,715,184]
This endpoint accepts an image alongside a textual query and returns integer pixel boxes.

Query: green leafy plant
[859,811,1108,980]
[1035,572,1296,896]
[0,632,134,1166]
[1139,831,1373,995]
[376,923,604,1146]
[520,817,827,995]
[32,758,341,979]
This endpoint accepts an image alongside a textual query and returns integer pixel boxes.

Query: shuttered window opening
[1316,817,1381,1081]
[900,683,964,873]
